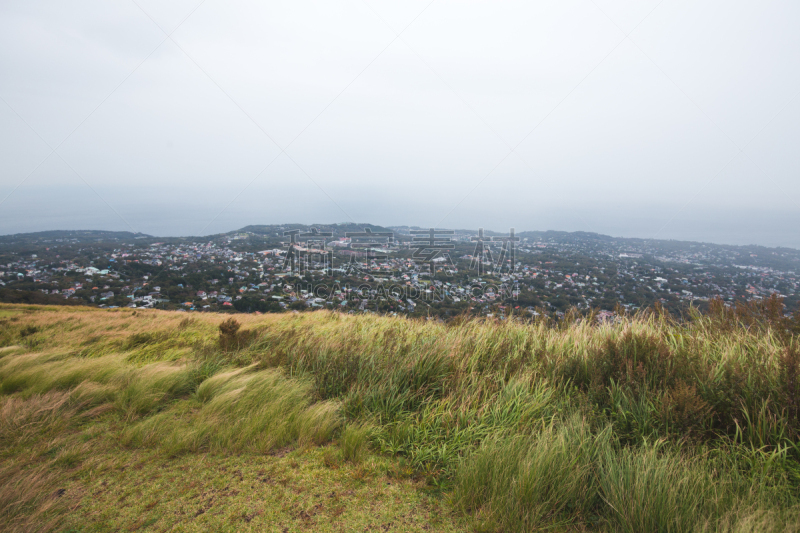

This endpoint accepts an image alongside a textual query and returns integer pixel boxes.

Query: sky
[1,0,799,247]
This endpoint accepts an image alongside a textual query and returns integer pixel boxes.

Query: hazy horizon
[2,1,799,248]
[2,205,799,251]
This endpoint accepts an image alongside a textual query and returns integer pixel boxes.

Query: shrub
[218,317,241,351]
[590,329,678,393]
[218,317,256,352]
[660,381,713,439]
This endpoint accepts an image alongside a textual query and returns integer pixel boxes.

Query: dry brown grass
[0,388,91,532]
[0,462,71,533]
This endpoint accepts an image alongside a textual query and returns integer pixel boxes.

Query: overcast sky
[1,0,799,247]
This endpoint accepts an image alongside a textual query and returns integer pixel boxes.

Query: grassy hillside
[1,303,799,532]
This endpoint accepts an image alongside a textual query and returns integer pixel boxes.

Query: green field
[1,303,799,532]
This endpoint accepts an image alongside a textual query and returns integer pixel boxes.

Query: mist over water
[1,184,798,249]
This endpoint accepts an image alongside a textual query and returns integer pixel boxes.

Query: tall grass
[241,307,800,454]
[454,417,799,533]
[0,462,65,533]
[0,317,339,530]
[120,367,340,454]
[1,300,799,531]
[340,423,370,463]
[453,416,609,531]
[599,443,724,532]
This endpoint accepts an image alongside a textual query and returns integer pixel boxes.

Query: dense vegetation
[1,300,799,531]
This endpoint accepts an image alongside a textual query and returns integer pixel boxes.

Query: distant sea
[1,187,798,249]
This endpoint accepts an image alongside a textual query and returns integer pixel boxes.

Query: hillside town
[1,225,798,319]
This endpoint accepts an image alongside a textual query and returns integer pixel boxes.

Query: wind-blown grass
[120,367,340,454]
[0,301,799,531]
[453,416,609,531]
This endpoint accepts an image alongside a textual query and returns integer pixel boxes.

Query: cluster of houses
[2,231,798,316]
